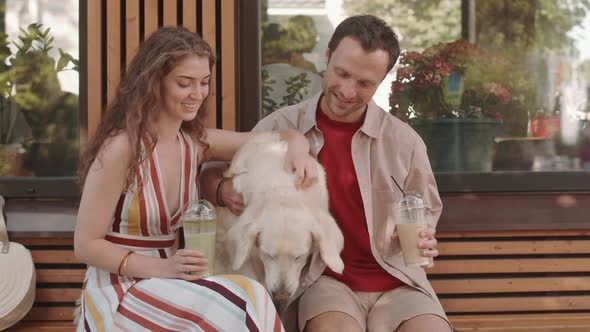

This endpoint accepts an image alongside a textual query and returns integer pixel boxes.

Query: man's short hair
[327,15,400,73]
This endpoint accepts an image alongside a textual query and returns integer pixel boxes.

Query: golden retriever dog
[215,132,344,301]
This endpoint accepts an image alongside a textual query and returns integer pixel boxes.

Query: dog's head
[226,203,343,300]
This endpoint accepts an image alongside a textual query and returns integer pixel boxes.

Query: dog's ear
[311,210,344,273]
[226,220,261,270]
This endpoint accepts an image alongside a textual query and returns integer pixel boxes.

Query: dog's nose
[271,291,290,302]
[271,284,292,303]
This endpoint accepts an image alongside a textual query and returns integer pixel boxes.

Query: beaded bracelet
[216,177,231,207]
[117,251,133,275]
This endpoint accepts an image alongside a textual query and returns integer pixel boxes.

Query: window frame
[238,0,590,193]
[0,1,86,200]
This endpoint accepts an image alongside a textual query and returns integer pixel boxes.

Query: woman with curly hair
[74,26,315,331]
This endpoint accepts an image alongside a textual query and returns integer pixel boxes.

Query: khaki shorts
[298,276,452,332]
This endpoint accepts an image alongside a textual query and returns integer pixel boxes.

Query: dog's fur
[215,132,344,299]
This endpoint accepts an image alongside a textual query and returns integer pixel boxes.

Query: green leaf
[56,55,70,72]
[71,59,80,72]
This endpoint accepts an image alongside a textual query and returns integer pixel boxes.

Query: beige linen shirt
[253,92,443,330]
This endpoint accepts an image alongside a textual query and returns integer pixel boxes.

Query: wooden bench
[8,229,590,331]
[431,229,590,331]
[8,236,82,332]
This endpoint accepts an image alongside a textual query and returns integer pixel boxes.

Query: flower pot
[22,141,78,176]
[492,137,555,171]
[530,115,560,138]
[412,118,501,172]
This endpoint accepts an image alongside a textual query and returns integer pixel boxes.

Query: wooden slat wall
[163,0,177,26]
[126,1,141,67]
[6,206,590,331]
[430,230,590,320]
[182,0,198,32]
[106,0,120,103]
[12,238,83,327]
[144,0,159,38]
[221,0,236,130]
[438,193,590,232]
[84,0,237,142]
[201,0,218,129]
[10,231,590,331]
[85,0,102,145]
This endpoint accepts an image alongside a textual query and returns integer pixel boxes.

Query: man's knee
[304,311,362,332]
[396,314,452,332]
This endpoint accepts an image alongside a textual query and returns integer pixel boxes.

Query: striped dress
[78,131,284,332]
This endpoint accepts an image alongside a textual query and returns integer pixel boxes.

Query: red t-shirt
[316,102,403,292]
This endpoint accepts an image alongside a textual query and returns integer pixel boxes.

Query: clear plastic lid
[398,193,426,210]
[181,199,216,221]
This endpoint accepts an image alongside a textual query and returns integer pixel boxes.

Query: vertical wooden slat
[221,1,236,130]
[84,0,238,138]
[106,0,120,105]
[144,0,159,39]
[86,0,102,140]
[163,0,177,26]
[126,0,140,66]
[182,0,197,32]
[202,0,217,129]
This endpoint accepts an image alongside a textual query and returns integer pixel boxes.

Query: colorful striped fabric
[77,131,284,332]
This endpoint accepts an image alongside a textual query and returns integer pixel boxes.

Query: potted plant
[389,39,532,171]
[2,23,79,176]
[0,31,24,176]
[260,9,320,116]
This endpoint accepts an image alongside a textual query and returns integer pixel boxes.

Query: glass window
[0,0,79,178]
[260,0,590,176]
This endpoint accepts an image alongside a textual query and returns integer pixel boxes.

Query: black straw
[390,176,406,197]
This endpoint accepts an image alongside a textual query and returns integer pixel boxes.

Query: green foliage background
[342,0,462,51]
[342,0,590,54]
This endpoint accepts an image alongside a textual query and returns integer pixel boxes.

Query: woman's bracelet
[117,251,134,275]
[216,177,231,207]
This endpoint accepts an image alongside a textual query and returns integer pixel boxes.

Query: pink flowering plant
[390,39,516,122]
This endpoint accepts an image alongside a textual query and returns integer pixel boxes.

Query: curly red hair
[79,26,215,189]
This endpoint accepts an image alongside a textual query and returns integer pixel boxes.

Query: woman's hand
[282,130,317,190]
[219,178,245,215]
[161,249,209,281]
